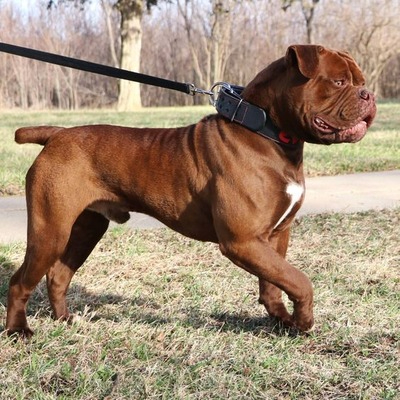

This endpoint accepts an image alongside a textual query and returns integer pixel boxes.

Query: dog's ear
[286,45,325,79]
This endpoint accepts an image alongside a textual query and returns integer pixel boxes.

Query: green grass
[0,209,399,399]
[0,102,399,195]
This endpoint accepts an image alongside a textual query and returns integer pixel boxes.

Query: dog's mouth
[313,113,375,144]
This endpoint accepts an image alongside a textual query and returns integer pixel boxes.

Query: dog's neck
[215,85,302,149]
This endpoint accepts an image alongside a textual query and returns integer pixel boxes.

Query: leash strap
[215,85,301,148]
[0,42,192,95]
[0,42,301,148]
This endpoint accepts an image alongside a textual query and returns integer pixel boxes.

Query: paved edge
[0,170,399,244]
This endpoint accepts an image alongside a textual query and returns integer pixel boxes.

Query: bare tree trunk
[211,0,233,83]
[117,0,143,110]
[101,0,119,68]
[178,0,208,89]
[301,0,319,44]
[282,0,319,43]
[177,0,233,104]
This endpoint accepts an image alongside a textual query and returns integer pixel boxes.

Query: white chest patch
[273,182,304,230]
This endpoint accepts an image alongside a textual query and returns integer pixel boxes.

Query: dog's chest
[273,182,304,230]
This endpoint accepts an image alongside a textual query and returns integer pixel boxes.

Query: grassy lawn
[0,103,399,398]
[0,102,399,195]
[0,209,399,399]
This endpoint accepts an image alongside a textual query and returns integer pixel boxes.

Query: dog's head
[242,45,376,145]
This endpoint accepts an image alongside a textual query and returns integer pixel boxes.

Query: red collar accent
[278,132,302,146]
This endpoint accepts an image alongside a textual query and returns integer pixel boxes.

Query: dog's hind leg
[6,209,78,339]
[6,208,109,338]
[46,209,109,322]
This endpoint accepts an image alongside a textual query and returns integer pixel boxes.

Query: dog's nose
[359,89,370,100]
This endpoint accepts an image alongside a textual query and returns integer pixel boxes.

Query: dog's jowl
[6,45,376,338]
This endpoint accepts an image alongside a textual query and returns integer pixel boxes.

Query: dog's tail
[15,126,64,146]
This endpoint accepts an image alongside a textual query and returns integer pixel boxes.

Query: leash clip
[209,82,238,107]
[187,83,214,97]
[187,81,244,110]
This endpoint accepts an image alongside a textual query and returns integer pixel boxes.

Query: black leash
[0,41,205,95]
[0,41,301,148]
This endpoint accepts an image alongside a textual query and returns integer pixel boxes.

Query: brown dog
[6,45,376,338]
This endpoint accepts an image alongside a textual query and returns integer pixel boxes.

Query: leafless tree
[47,0,160,109]
[282,0,320,44]
[0,0,399,108]
[175,0,235,103]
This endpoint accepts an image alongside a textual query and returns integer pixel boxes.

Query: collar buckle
[209,82,239,107]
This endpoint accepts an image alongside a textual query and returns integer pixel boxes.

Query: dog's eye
[334,79,345,87]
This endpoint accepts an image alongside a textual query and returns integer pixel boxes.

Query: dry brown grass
[0,209,399,399]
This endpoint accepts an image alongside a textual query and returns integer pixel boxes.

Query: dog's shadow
[1,258,290,337]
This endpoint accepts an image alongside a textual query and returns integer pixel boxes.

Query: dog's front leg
[258,228,292,325]
[219,237,314,332]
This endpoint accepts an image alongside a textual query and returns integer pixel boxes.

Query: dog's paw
[6,327,34,342]
[292,315,314,333]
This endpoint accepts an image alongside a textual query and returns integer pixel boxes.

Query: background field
[0,101,399,195]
